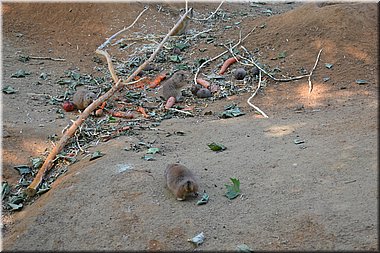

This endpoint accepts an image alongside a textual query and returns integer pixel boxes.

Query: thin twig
[98,6,149,50]
[308,48,323,93]
[193,27,256,85]
[189,28,212,40]
[95,49,119,83]
[28,56,66,62]
[247,70,269,118]
[239,46,310,82]
[168,108,193,116]
[192,0,225,21]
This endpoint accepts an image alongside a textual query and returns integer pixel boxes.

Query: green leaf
[11,69,31,78]
[108,116,117,123]
[2,85,18,94]
[225,178,241,200]
[278,51,287,59]
[147,148,160,154]
[89,151,104,161]
[355,79,368,85]
[142,155,155,161]
[169,55,182,63]
[8,203,23,211]
[237,243,253,252]
[2,182,10,200]
[208,142,226,152]
[175,64,189,71]
[31,157,44,170]
[219,105,245,118]
[174,42,189,51]
[18,55,30,62]
[196,192,209,205]
[14,165,32,175]
[57,79,75,85]
[37,182,51,195]
[8,194,26,205]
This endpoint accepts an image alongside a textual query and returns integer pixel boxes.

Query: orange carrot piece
[196,78,211,88]
[110,110,134,119]
[149,73,167,88]
[219,57,237,75]
[136,106,149,118]
[165,96,176,109]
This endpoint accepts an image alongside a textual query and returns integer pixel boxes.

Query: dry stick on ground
[26,8,194,197]
[193,27,256,85]
[308,48,323,93]
[192,0,225,21]
[247,70,269,118]
[28,56,66,61]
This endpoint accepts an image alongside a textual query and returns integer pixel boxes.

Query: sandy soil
[1,2,378,251]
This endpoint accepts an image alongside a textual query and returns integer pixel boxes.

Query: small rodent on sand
[164,163,199,201]
[160,70,188,101]
[73,89,96,110]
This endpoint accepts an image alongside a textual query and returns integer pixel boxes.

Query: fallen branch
[26,7,194,197]
[247,70,268,118]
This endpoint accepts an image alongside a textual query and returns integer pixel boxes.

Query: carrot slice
[110,110,134,119]
[196,78,210,88]
[136,106,149,118]
[219,57,237,75]
[164,96,176,109]
[149,73,167,89]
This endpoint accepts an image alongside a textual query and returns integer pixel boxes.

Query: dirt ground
[1,1,378,251]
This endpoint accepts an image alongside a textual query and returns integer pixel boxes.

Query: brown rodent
[73,89,96,110]
[160,70,188,101]
[164,163,199,201]
[170,9,193,36]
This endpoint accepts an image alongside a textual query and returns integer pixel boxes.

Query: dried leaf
[187,232,205,246]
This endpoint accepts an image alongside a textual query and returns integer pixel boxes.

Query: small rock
[252,66,259,76]
[234,68,247,80]
[196,88,212,98]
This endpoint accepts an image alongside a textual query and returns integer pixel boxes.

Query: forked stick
[26,7,194,197]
